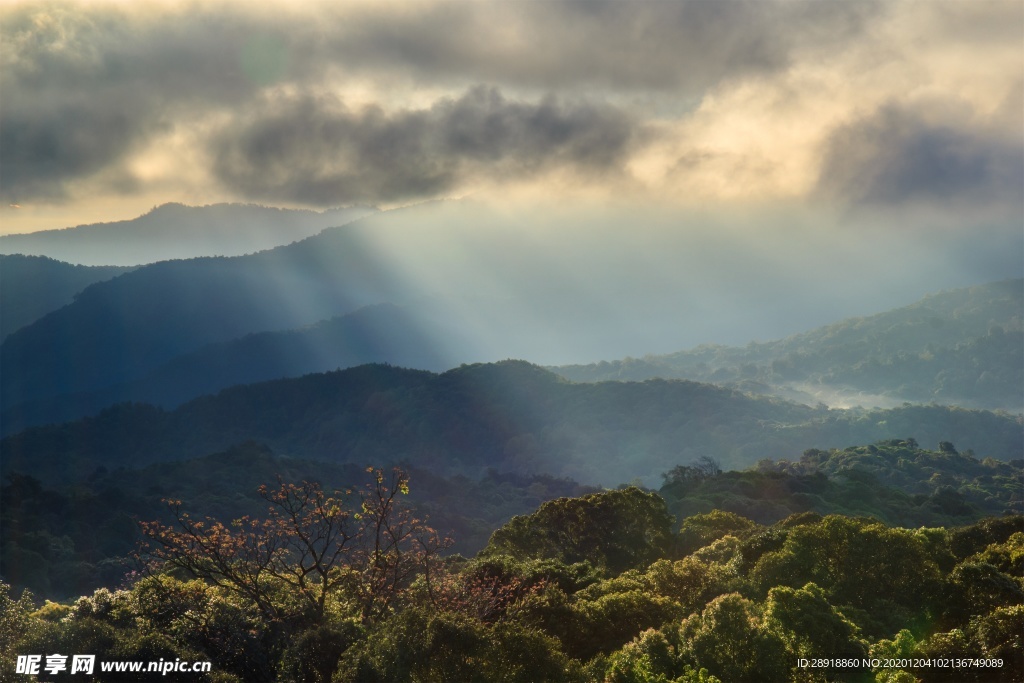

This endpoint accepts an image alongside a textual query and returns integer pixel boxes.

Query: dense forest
[3,437,1019,600]
[2,444,1021,682]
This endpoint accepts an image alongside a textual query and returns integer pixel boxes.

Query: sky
[1,0,1021,237]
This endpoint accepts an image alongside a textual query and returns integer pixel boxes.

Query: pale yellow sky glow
[0,0,1021,234]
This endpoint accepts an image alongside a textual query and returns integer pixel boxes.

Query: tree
[662,457,723,488]
[677,593,792,683]
[762,582,867,680]
[605,628,680,683]
[335,607,574,683]
[678,510,760,556]
[482,487,676,575]
[140,467,449,625]
[750,515,941,615]
[1,582,39,681]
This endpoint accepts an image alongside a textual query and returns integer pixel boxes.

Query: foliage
[482,487,676,575]
[140,467,449,625]
[677,593,792,682]
[0,442,596,602]
[660,440,1023,530]
[3,459,1023,682]
[1,583,39,680]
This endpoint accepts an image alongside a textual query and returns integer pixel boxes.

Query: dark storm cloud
[321,0,879,91]
[0,3,283,201]
[209,86,642,205]
[816,105,1024,208]
[1,95,151,200]
[0,1,884,202]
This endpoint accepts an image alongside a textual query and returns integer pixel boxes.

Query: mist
[242,198,1022,363]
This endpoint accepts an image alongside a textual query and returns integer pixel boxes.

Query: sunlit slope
[0,255,133,339]
[0,302,473,435]
[3,361,1020,488]
[0,203,375,266]
[555,279,1024,412]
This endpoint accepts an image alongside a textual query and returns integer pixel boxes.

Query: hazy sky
[1,0,1021,237]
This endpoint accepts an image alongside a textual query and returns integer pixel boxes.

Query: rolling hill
[0,255,133,339]
[554,279,1024,413]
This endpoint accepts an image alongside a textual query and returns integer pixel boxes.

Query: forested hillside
[659,439,1023,528]
[3,362,1020,488]
[0,441,597,601]
[0,255,132,339]
[0,302,469,436]
[3,438,1019,605]
[555,279,1024,413]
[3,460,1021,682]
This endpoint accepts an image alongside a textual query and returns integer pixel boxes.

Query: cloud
[314,0,880,92]
[1,0,1019,220]
[0,1,880,202]
[0,3,271,201]
[0,94,148,201]
[209,86,644,205]
[815,104,1024,209]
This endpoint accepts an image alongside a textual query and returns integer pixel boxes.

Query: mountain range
[3,360,1020,489]
[0,302,467,434]
[1,200,1020,495]
[2,272,1019,435]
[555,279,1023,413]
[4,201,1022,434]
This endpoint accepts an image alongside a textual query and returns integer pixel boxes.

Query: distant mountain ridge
[553,279,1024,413]
[0,202,376,266]
[3,360,1020,488]
[1,200,748,411]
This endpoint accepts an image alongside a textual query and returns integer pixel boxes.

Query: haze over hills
[0,302,474,435]
[2,268,1020,436]
[0,202,376,266]
[554,279,1024,413]
[0,255,134,339]
[3,360,1020,489]
[4,200,1020,418]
